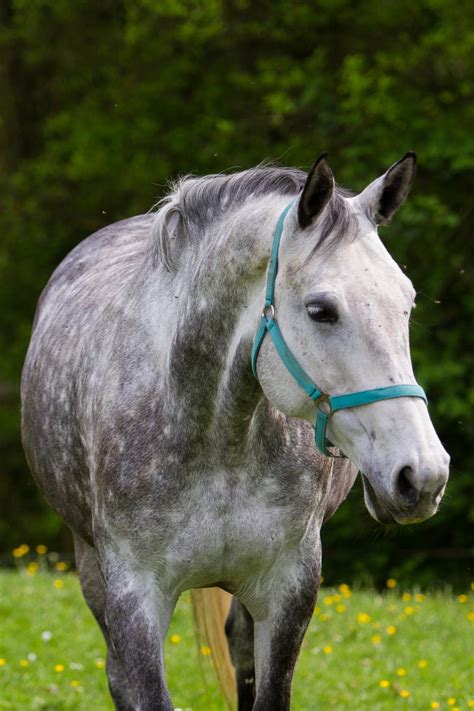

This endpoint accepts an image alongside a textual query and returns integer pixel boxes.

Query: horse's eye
[306,303,338,324]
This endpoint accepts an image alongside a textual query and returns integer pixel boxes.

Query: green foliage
[0,0,473,583]
[0,570,473,709]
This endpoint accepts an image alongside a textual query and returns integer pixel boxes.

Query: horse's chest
[137,469,313,594]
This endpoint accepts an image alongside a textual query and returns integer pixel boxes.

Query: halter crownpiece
[251,201,428,457]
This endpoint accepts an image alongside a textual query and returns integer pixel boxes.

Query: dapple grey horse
[21,153,449,710]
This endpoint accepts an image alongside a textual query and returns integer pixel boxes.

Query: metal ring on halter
[315,392,332,413]
[262,304,275,321]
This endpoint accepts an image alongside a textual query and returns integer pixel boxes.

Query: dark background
[1,0,472,587]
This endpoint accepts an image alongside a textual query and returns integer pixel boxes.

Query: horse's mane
[149,165,355,271]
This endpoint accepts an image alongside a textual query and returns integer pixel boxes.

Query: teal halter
[251,202,427,456]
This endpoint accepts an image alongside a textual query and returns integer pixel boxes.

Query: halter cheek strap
[251,201,427,457]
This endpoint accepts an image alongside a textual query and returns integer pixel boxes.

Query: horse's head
[256,153,449,525]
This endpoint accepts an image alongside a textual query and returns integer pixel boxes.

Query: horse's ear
[297,154,335,230]
[357,152,417,225]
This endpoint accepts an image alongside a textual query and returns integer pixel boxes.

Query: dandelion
[41,630,53,642]
[27,562,38,576]
[471,582,474,591]
[19,659,29,668]
[27,653,37,662]
[414,593,425,602]
[36,544,47,555]
[404,606,415,615]
[430,703,440,709]
[357,612,370,624]
[319,613,330,621]
[201,646,211,656]
[457,594,468,604]
[386,578,397,589]
[336,604,346,614]
[54,664,64,672]
[386,625,397,635]
[71,680,80,688]
[339,583,350,595]
[55,561,68,572]
[170,634,181,644]
[53,579,64,589]
[13,544,30,558]
[402,592,411,602]
[313,606,320,615]
[371,634,381,645]
[396,667,407,676]
[379,680,390,688]
[467,611,474,621]
[418,659,428,669]
[323,645,333,654]
[447,699,456,706]
[0,659,6,667]
[323,596,334,606]
[399,689,410,698]
[468,702,474,708]
[95,659,105,669]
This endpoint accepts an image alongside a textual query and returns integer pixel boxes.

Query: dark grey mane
[150,166,356,271]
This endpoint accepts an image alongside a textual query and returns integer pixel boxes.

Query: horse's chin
[361,474,438,526]
[361,475,397,524]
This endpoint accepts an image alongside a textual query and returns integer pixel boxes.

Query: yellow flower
[319,613,330,621]
[468,702,474,708]
[95,659,105,669]
[386,578,397,589]
[418,659,428,669]
[339,583,351,595]
[323,645,333,654]
[447,699,456,706]
[19,659,29,668]
[471,582,474,591]
[402,592,411,601]
[399,689,410,698]
[414,593,425,602]
[36,544,47,555]
[71,680,80,688]
[27,562,38,576]
[170,634,181,644]
[379,679,390,688]
[54,664,64,672]
[386,625,397,635]
[201,646,211,656]
[323,596,334,606]
[13,544,30,558]
[467,611,474,621]
[404,606,415,615]
[396,667,407,677]
[430,703,440,709]
[55,561,68,571]
[336,604,346,614]
[357,612,370,624]
[53,579,64,589]
[0,659,6,667]
[457,594,468,604]
[371,634,381,645]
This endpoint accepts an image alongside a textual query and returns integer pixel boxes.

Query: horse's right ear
[297,154,335,230]
[357,152,417,225]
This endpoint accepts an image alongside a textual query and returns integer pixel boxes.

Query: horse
[21,152,450,710]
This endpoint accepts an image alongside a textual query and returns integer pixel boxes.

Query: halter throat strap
[251,201,427,456]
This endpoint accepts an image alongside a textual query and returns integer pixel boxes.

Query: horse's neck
[161,196,286,461]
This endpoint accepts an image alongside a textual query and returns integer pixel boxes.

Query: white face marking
[256,200,449,524]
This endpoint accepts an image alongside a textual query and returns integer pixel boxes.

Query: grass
[0,562,473,710]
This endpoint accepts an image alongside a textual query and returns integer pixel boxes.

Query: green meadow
[0,559,473,710]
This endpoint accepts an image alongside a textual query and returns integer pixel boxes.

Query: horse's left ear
[357,152,417,225]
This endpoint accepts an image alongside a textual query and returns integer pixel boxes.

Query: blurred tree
[0,0,472,584]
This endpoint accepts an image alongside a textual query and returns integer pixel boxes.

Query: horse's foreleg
[101,554,176,711]
[225,597,255,711]
[251,552,321,711]
[74,534,134,710]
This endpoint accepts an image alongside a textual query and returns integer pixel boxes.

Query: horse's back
[21,214,153,539]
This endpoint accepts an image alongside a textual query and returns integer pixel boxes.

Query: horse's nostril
[396,466,420,506]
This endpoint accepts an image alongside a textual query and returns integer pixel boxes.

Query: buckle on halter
[262,304,275,321]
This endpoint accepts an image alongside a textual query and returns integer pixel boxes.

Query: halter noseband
[251,201,427,457]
